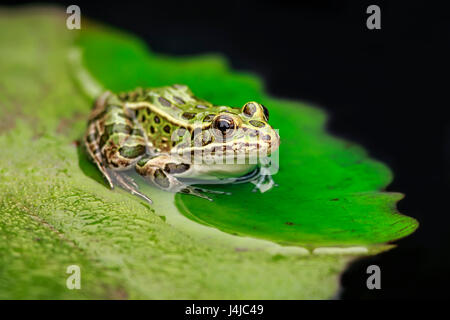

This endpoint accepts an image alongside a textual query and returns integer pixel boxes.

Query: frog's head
[232,101,280,156]
[180,102,279,163]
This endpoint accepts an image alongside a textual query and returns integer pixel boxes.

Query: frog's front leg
[251,158,278,193]
[135,155,227,201]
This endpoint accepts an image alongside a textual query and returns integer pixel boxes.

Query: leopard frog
[84,85,280,203]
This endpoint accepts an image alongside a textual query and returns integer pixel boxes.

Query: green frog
[84,85,280,203]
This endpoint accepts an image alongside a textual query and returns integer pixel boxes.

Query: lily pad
[77,21,418,248]
[0,6,418,299]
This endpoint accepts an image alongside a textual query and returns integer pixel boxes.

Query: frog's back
[118,85,242,128]
[107,85,226,152]
[117,85,205,119]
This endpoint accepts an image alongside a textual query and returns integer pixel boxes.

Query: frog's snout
[270,129,281,153]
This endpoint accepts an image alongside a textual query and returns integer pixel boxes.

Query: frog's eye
[261,104,269,121]
[242,102,269,121]
[242,102,257,117]
[213,114,236,138]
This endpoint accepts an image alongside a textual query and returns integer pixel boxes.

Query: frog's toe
[131,190,153,204]
[193,186,231,196]
[180,187,214,201]
[121,174,139,189]
[111,171,153,204]
[251,175,276,193]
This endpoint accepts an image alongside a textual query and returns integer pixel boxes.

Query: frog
[84,85,280,204]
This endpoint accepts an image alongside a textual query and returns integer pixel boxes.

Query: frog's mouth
[172,140,277,165]
[171,127,280,164]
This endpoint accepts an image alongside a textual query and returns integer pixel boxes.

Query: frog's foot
[109,170,153,204]
[192,186,231,196]
[119,173,139,189]
[179,186,231,201]
[251,174,277,193]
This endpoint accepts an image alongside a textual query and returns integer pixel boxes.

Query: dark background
[5,0,450,299]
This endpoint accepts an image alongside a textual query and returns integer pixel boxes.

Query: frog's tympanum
[84,85,280,203]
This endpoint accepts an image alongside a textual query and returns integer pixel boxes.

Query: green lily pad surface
[77,22,417,248]
[0,7,418,299]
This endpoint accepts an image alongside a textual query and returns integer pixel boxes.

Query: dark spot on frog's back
[139,112,147,122]
[173,96,185,104]
[154,115,160,123]
[203,114,215,122]
[164,162,190,174]
[163,125,171,133]
[154,169,170,188]
[182,112,196,120]
[158,97,172,107]
[249,120,265,128]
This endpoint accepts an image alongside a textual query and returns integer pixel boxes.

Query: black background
[4,0,450,299]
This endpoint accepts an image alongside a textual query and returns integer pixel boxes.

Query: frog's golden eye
[213,114,236,137]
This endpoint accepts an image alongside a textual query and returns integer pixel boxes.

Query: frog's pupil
[214,115,235,135]
[217,120,231,132]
